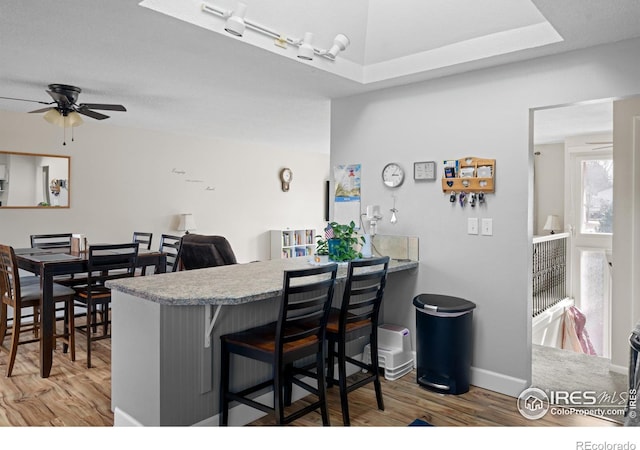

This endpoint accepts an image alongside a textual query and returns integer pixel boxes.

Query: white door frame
[564,141,613,357]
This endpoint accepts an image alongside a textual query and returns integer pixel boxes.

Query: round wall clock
[382,163,405,188]
[280,167,293,192]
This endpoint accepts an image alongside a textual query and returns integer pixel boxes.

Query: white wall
[533,143,564,236]
[331,37,640,396]
[0,111,329,263]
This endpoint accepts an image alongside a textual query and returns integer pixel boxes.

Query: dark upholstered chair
[325,256,390,426]
[219,263,338,426]
[179,234,237,270]
[0,243,76,376]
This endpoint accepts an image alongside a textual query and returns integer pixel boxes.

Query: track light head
[224,2,247,37]
[327,34,350,59]
[297,32,314,60]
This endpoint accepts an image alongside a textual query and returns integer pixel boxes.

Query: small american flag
[324,224,334,239]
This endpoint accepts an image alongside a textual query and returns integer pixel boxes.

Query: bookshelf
[270,229,316,259]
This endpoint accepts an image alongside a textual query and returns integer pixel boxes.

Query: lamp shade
[543,214,562,234]
[178,213,197,233]
[43,109,84,128]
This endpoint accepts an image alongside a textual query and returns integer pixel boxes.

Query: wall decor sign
[414,161,437,181]
[333,164,361,225]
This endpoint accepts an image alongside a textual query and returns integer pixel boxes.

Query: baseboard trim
[470,366,529,398]
[113,407,144,426]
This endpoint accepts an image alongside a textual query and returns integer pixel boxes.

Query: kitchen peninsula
[108,256,418,426]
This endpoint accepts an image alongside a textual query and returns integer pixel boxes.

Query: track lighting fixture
[297,32,314,60]
[224,2,246,37]
[201,2,350,62]
[327,34,350,59]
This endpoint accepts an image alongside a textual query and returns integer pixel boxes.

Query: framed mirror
[0,151,70,208]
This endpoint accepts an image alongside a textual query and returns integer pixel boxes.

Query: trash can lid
[413,294,476,313]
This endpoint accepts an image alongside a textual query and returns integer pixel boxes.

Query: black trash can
[413,294,476,395]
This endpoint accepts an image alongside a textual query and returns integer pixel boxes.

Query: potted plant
[326,220,365,262]
[312,234,330,264]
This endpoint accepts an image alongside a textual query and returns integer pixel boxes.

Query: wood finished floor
[0,329,621,427]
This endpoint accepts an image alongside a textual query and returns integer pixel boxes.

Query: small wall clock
[280,167,293,192]
[382,163,405,188]
[414,161,437,181]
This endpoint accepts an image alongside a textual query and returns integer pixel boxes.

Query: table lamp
[178,213,197,234]
[543,214,562,234]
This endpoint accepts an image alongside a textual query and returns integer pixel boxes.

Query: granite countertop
[106,257,418,306]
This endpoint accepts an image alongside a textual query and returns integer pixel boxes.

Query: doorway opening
[532,99,613,357]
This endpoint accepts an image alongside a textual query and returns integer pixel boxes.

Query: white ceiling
[1,0,639,151]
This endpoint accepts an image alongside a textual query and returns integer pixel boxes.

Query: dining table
[15,246,167,378]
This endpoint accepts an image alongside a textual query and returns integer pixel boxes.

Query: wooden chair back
[30,233,73,251]
[159,234,182,273]
[337,256,390,334]
[0,244,21,310]
[85,243,140,288]
[132,232,153,250]
[277,264,338,356]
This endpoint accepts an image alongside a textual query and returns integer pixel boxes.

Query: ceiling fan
[0,83,127,144]
[0,83,126,120]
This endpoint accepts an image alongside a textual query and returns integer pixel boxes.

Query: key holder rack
[441,156,495,193]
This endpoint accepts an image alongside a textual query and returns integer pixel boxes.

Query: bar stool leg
[326,337,336,387]
[337,336,350,426]
[219,341,230,426]
[317,347,330,426]
[370,331,384,411]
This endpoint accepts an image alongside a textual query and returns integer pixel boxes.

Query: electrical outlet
[481,218,493,236]
[468,218,478,235]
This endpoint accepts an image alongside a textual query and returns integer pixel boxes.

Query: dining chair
[158,234,182,273]
[30,233,73,251]
[0,243,76,377]
[219,263,338,426]
[73,242,139,368]
[132,232,153,275]
[132,232,153,250]
[29,233,85,286]
[325,256,390,426]
[179,234,237,270]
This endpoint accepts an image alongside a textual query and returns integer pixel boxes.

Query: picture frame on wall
[414,161,437,181]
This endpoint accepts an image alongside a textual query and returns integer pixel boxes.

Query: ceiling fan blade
[76,107,110,120]
[78,103,126,112]
[0,95,52,105]
[29,107,55,114]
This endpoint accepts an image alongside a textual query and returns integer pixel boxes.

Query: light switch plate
[481,218,493,236]
[468,218,479,235]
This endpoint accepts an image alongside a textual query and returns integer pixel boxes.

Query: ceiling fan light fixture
[327,33,350,59]
[66,111,84,128]
[297,32,314,60]
[43,109,65,127]
[43,109,84,128]
[224,2,247,37]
